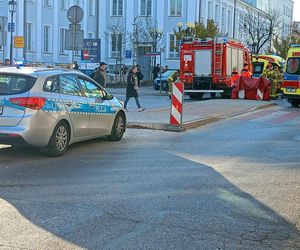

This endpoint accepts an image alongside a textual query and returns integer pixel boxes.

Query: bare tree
[128,17,164,64]
[273,23,300,59]
[240,8,282,54]
[104,21,127,84]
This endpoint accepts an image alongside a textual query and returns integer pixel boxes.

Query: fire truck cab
[179,37,251,99]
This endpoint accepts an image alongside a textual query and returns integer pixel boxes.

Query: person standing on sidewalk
[93,62,107,87]
[124,65,145,112]
[136,64,144,86]
[152,64,160,81]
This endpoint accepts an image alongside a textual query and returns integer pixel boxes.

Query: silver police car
[0,67,126,156]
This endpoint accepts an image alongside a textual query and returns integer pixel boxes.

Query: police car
[0,66,126,156]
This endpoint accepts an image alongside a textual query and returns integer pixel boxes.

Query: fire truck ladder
[214,41,223,76]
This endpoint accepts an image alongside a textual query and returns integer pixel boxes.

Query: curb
[126,102,276,132]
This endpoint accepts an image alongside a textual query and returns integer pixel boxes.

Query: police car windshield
[286,58,300,75]
[0,74,36,95]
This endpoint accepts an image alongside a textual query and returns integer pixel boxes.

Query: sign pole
[159,48,162,94]
[71,16,76,66]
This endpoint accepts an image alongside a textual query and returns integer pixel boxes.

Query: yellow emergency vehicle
[252,54,285,78]
[282,45,300,106]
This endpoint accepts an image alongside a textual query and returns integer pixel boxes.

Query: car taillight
[9,97,46,110]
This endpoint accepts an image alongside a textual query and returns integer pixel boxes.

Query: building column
[36,1,42,62]
[53,1,58,63]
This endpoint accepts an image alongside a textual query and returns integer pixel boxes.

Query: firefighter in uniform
[230,66,240,87]
[241,63,252,78]
[273,65,283,98]
[262,62,277,99]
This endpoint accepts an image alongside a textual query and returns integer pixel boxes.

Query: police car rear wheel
[47,121,70,156]
[108,113,125,141]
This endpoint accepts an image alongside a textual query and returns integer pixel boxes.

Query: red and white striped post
[170,81,184,126]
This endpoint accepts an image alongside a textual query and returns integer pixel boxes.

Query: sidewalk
[108,87,276,132]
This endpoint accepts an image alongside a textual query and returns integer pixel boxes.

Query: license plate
[286,88,296,93]
[0,105,3,115]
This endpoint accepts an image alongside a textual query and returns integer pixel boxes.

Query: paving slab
[125,98,275,132]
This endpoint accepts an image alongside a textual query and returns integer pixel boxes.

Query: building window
[208,1,212,20]
[140,0,152,16]
[169,0,182,16]
[75,0,81,5]
[43,0,52,7]
[228,9,232,28]
[59,28,66,54]
[169,34,179,59]
[215,3,219,24]
[59,0,67,10]
[89,0,96,16]
[112,0,123,16]
[111,34,122,58]
[221,6,226,33]
[43,25,52,53]
[26,23,34,51]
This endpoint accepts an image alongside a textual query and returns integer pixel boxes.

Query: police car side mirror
[104,93,113,100]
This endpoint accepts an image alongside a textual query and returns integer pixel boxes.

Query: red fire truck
[179,37,251,99]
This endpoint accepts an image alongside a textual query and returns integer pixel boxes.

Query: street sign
[67,5,84,24]
[8,22,14,32]
[81,39,101,63]
[83,49,89,60]
[65,29,84,50]
[125,50,132,59]
[14,36,24,48]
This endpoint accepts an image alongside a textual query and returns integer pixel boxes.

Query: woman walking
[124,65,145,112]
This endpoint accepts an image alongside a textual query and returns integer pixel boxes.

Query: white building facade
[256,0,294,37]
[0,0,291,71]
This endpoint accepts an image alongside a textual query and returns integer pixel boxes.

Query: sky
[294,0,300,21]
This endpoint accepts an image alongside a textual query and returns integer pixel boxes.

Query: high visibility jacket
[262,68,276,82]
[230,73,240,87]
[241,69,252,78]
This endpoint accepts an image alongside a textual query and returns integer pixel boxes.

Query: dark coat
[152,66,160,79]
[126,73,138,98]
[93,68,106,86]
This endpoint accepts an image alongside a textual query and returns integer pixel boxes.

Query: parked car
[0,66,126,156]
[153,70,179,91]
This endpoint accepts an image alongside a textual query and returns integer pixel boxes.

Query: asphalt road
[0,99,299,249]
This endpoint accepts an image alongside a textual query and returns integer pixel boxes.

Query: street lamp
[186,22,195,37]
[8,0,17,66]
[177,22,183,32]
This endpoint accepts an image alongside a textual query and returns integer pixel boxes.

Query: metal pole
[9,9,13,65]
[71,6,77,66]
[159,48,162,93]
[72,25,75,66]
[23,0,26,60]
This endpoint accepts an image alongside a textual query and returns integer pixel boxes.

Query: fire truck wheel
[188,93,203,100]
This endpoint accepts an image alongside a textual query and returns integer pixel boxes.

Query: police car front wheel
[108,113,125,141]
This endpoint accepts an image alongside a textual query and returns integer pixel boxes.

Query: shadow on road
[0,135,299,249]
